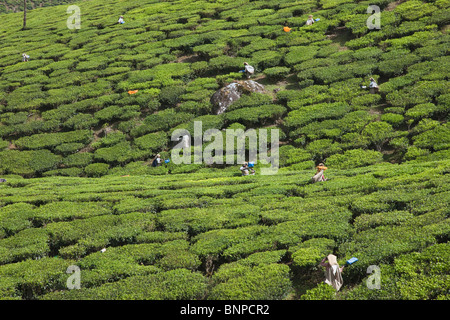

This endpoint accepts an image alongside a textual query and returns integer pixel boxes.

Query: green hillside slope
[0,160,448,300]
[0,0,448,178]
[0,0,82,14]
[0,0,448,301]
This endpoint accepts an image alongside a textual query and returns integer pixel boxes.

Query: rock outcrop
[210,80,265,115]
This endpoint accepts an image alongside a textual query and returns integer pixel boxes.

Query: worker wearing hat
[320,254,344,291]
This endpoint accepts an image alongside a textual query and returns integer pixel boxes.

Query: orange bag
[283,26,291,32]
[128,90,138,94]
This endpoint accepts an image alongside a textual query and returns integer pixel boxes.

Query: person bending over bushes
[312,163,328,183]
[239,62,255,79]
[361,77,379,94]
[320,254,344,291]
[240,162,255,176]
[369,77,379,94]
[151,154,162,167]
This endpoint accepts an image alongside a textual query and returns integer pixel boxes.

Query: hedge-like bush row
[0,0,447,176]
[0,155,448,299]
[0,0,448,300]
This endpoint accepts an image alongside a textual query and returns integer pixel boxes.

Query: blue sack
[315,18,320,21]
[165,159,170,163]
[248,162,254,168]
[346,257,358,265]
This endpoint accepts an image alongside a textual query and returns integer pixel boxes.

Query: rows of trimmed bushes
[0,157,448,299]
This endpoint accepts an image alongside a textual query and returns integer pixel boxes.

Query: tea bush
[0,150,61,176]
[84,163,110,177]
[14,130,92,151]
[41,269,208,300]
[0,228,50,265]
[208,263,292,300]
[0,0,448,301]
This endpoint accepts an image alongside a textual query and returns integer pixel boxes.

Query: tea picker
[320,254,344,291]
[22,53,29,62]
[240,162,255,176]
[369,77,379,94]
[239,62,255,79]
[311,163,328,183]
[361,77,379,94]
[151,154,162,167]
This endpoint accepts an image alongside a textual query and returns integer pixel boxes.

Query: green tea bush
[134,131,168,153]
[32,201,112,225]
[190,225,268,259]
[306,139,343,160]
[130,108,193,137]
[361,121,396,151]
[84,163,110,177]
[209,263,292,300]
[41,269,208,300]
[394,0,438,21]
[263,66,291,81]
[353,210,414,232]
[42,168,84,177]
[343,243,450,300]
[0,228,50,265]
[91,132,127,149]
[209,55,246,73]
[159,85,186,107]
[0,150,61,176]
[93,141,147,164]
[94,106,124,122]
[238,38,276,57]
[0,139,8,150]
[339,212,444,281]
[300,282,337,300]
[285,46,319,66]
[0,203,35,237]
[54,143,86,155]
[224,104,286,126]
[251,50,283,69]
[378,52,420,77]
[0,0,448,300]
[193,43,226,59]
[326,149,384,169]
[14,130,92,151]
[412,123,450,151]
[380,113,405,127]
[285,103,351,132]
[62,153,94,168]
[0,257,72,299]
[226,92,273,111]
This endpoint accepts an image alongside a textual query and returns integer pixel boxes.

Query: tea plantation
[0,0,449,301]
